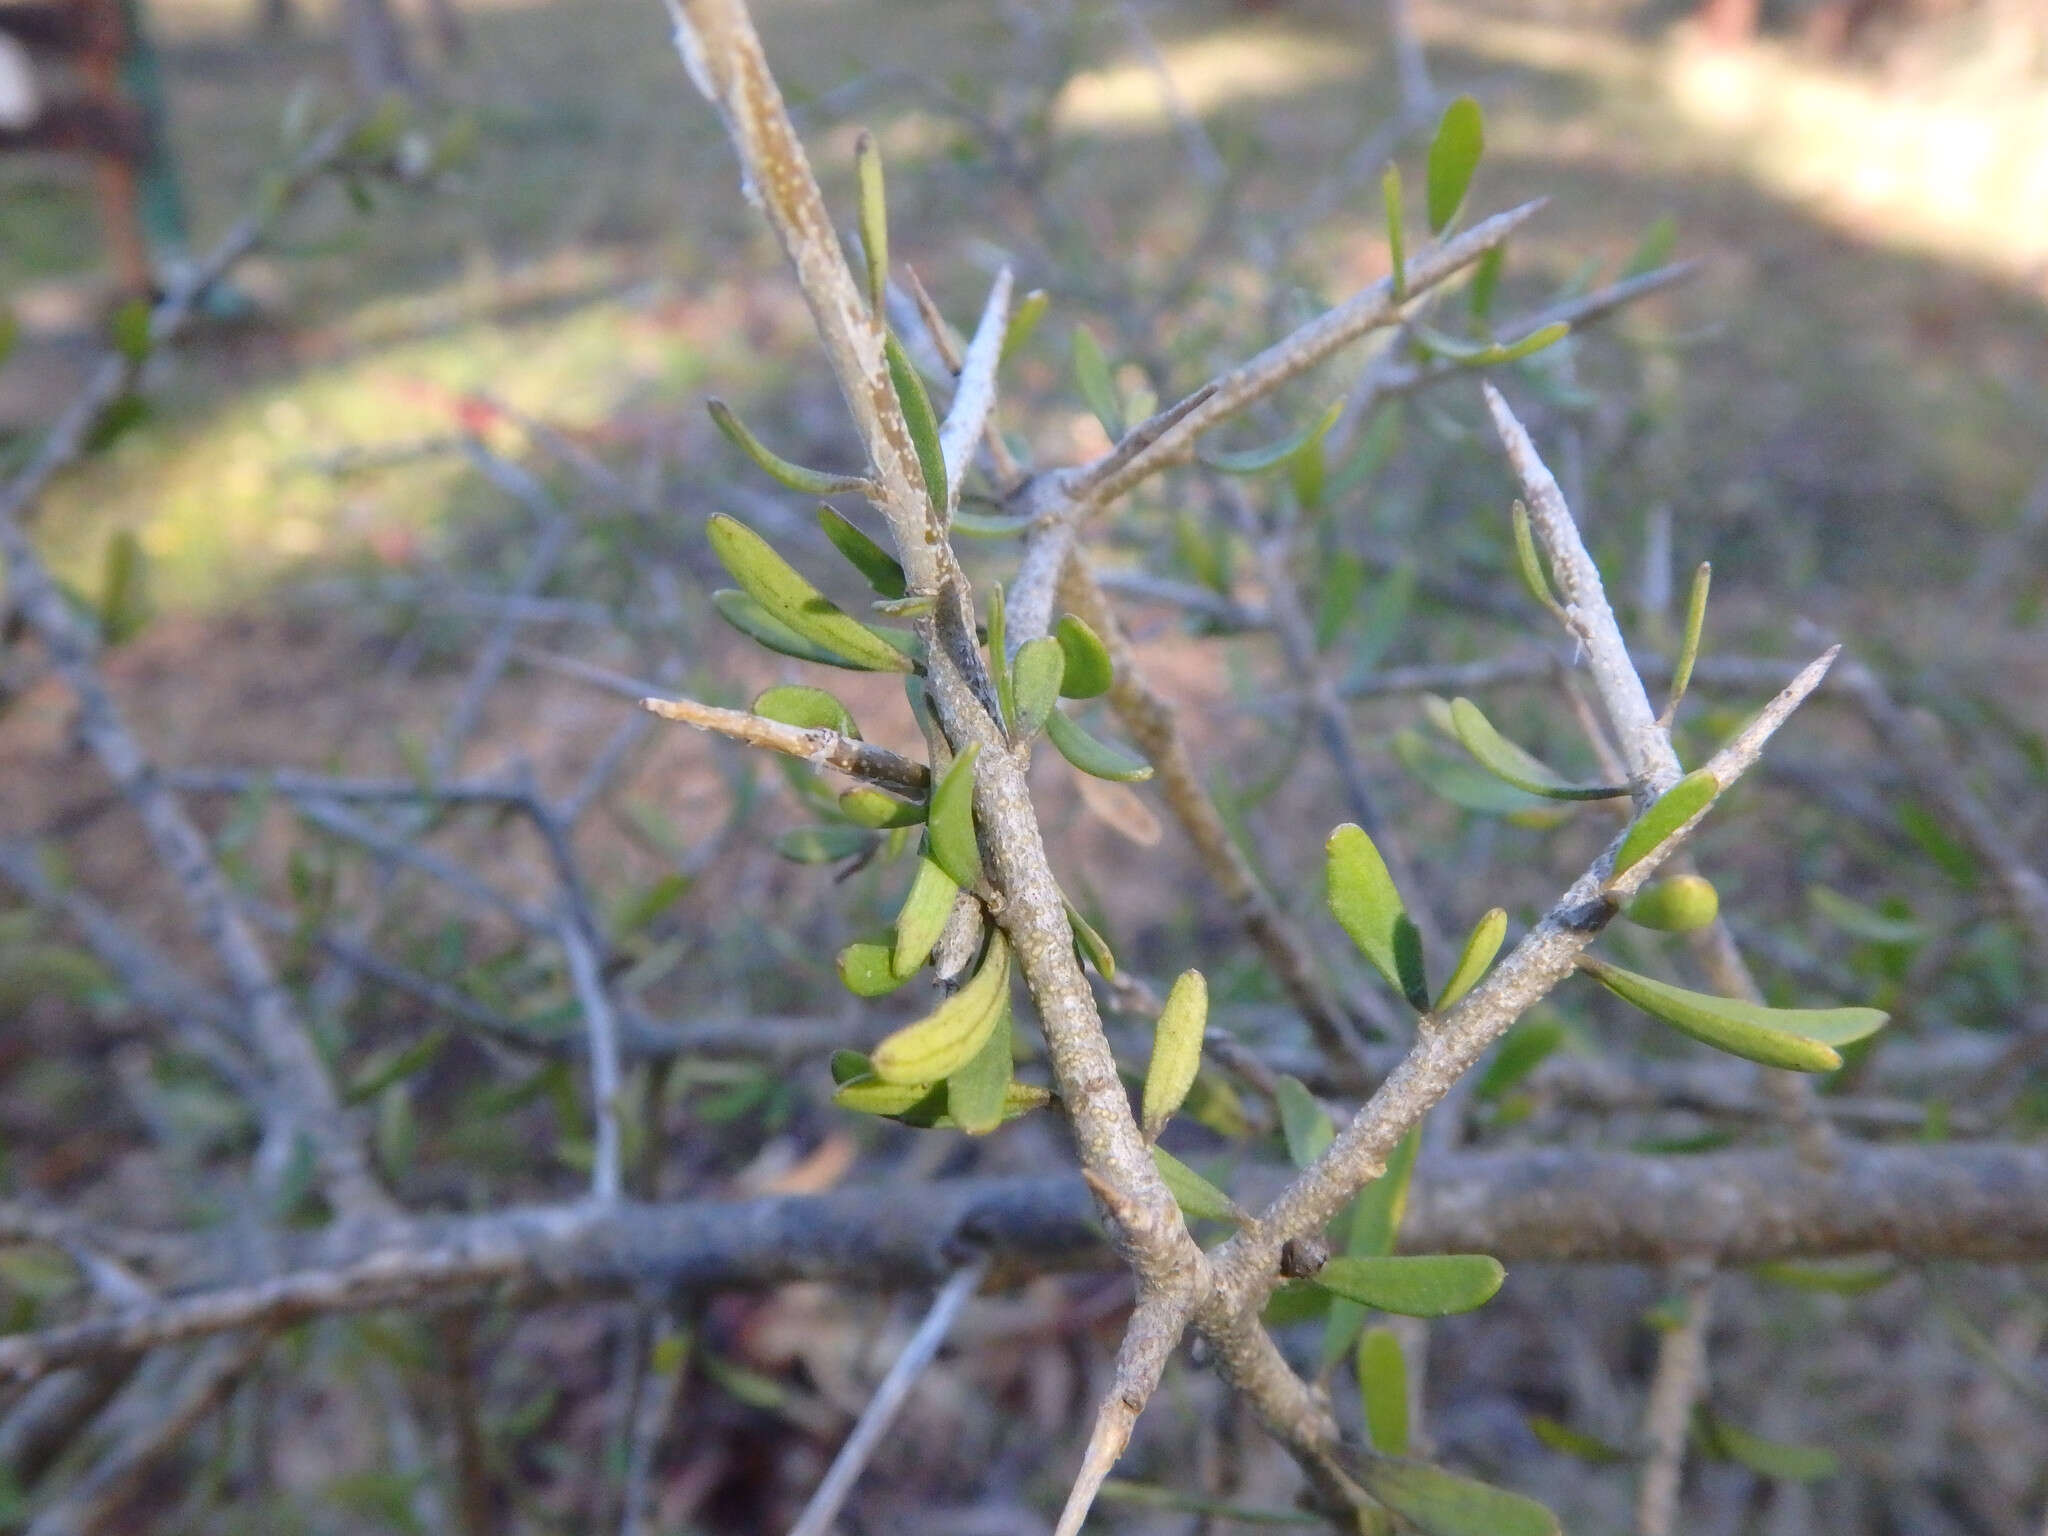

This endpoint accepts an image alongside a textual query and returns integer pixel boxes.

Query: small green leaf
[1527,1416,1630,1464]
[1311,1254,1504,1318]
[871,930,1011,1084]
[1140,969,1207,1140]
[830,1049,873,1085]
[97,528,153,646]
[1274,1075,1334,1169]
[838,940,915,997]
[985,583,1014,725]
[1008,636,1066,743]
[817,506,907,598]
[707,517,914,672]
[775,825,873,864]
[1665,560,1710,718]
[1348,1127,1420,1261]
[1199,400,1342,476]
[111,298,153,363]
[1382,162,1407,300]
[1620,213,1678,281]
[1751,1260,1897,1295]
[1467,245,1505,323]
[706,400,868,496]
[946,996,1013,1135]
[0,307,18,366]
[952,507,1036,538]
[611,873,691,938]
[1149,1145,1241,1224]
[1393,729,1565,821]
[1045,707,1153,782]
[1436,907,1506,1011]
[1065,898,1117,979]
[1610,768,1720,878]
[892,857,959,975]
[345,1028,451,1104]
[1335,1448,1559,1536]
[1055,614,1114,698]
[1326,823,1428,1010]
[834,1074,949,1124]
[1425,96,1484,234]
[1578,956,1887,1073]
[1696,1411,1837,1482]
[1071,325,1123,438]
[839,788,925,828]
[1809,886,1925,945]
[885,333,949,515]
[752,684,860,738]
[928,742,984,888]
[85,392,149,454]
[1474,1016,1570,1100]
[1001,288,1049,362]
[714,590,860,668]
[1624,874,1720,932]
[1448,697,1626,801]
[854,129,888,313]
[1356,1327,1410,1455]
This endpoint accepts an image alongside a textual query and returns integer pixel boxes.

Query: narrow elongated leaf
[1510,499,1568,621]
[1275,1076,1335,1168]
[1611,768,1719,878]
[1696,1411,1838,1481]
[1320,1127,1423,1367]
[111,297,152,362]
[818,506,907,598]
[1141,970,1208,1140]
[1326,823,1429,1009]
[1526,1416,1630,1464]
[952,507,1036,538]
[893,857,959,975]
[884,333,948,515]
[839,788,925,828]
[1436,907,1506,1011]
[1467,245,1505,323]
[707,401,867,496]
[0,307,18,367]
[985,583,1014,724]
[1149,1145,1241,1224]
[1809,886,1925,945]
[1382,162,1407,299]
[1055,614,1114,698]
[97,528,152,645]
[714,590,860,668]
[1009,636,1066,742]
[1475,1016,1570,1099]
[1620,213,1678,281]
[752,684,860,738]
[1751,1260,1897,1295]
[1578,956,1887,1072]
[1624,874,1720,932]
[855,129,888,312]
[928,743,984,888]
[1393,730,1565,821]
[838,940,914,996]
[870,930,1011,1084]
[707,517,913,672]
[1200,400,1342,475]
[1001,288,1049,361]
[1336,1449,1559,1536]
[1071,325,1122,438]
[1045,707,1153,782]
[1065,898,1117,979]
[946,997,1013,1135]
[1448,697,1626,800]
[1312,1254,1504,1317]
[1426,96,1484,233]
[1665,559,1711,716]
[1356,1327,1410,1455]
[833,1075,948,1124]
[776,825,873,863]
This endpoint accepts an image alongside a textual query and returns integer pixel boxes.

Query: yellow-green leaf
[1311,1254,1504,1318]
[1055,614,1114,698]
[1001,288,1049,362]
[1611,768,1719,879]
[1696,1411,1838,1482]
[1009,636,1065,742]
[1425,96,1484,234]
[946,996,1013,1135]
[838,940,915,997]
[1335,1449,1559,1536]
[1149,1145,1241,1224]
[1578,956,1887,1073]
[1624,874,1720,932]
[752,684,859,738]
[111,297,152,363]
[928,742,984,888]
[1045,706,1152,782]
[776,825,872,863]
[707,400,867,496]
[1200,400,1342,476]
[1140,970,1208,1140]
[1382,162,1407,299]
[97,528,153,646]
[707,517,913,672]
[1071,324,1122,438]
[1326,823,1428,1010]
[1275,1075,1334,1169]
[1065,898,1117,979]
[1448,697,1626,800]
[714,590,862,668]
[1436,907,1506,1011]
[839,788,925,828]
[818,505,907,599]
[892,857,959,975]
[855,129,888,313]
[871,930,1011,1084]
[1356,1327,1410,1456]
